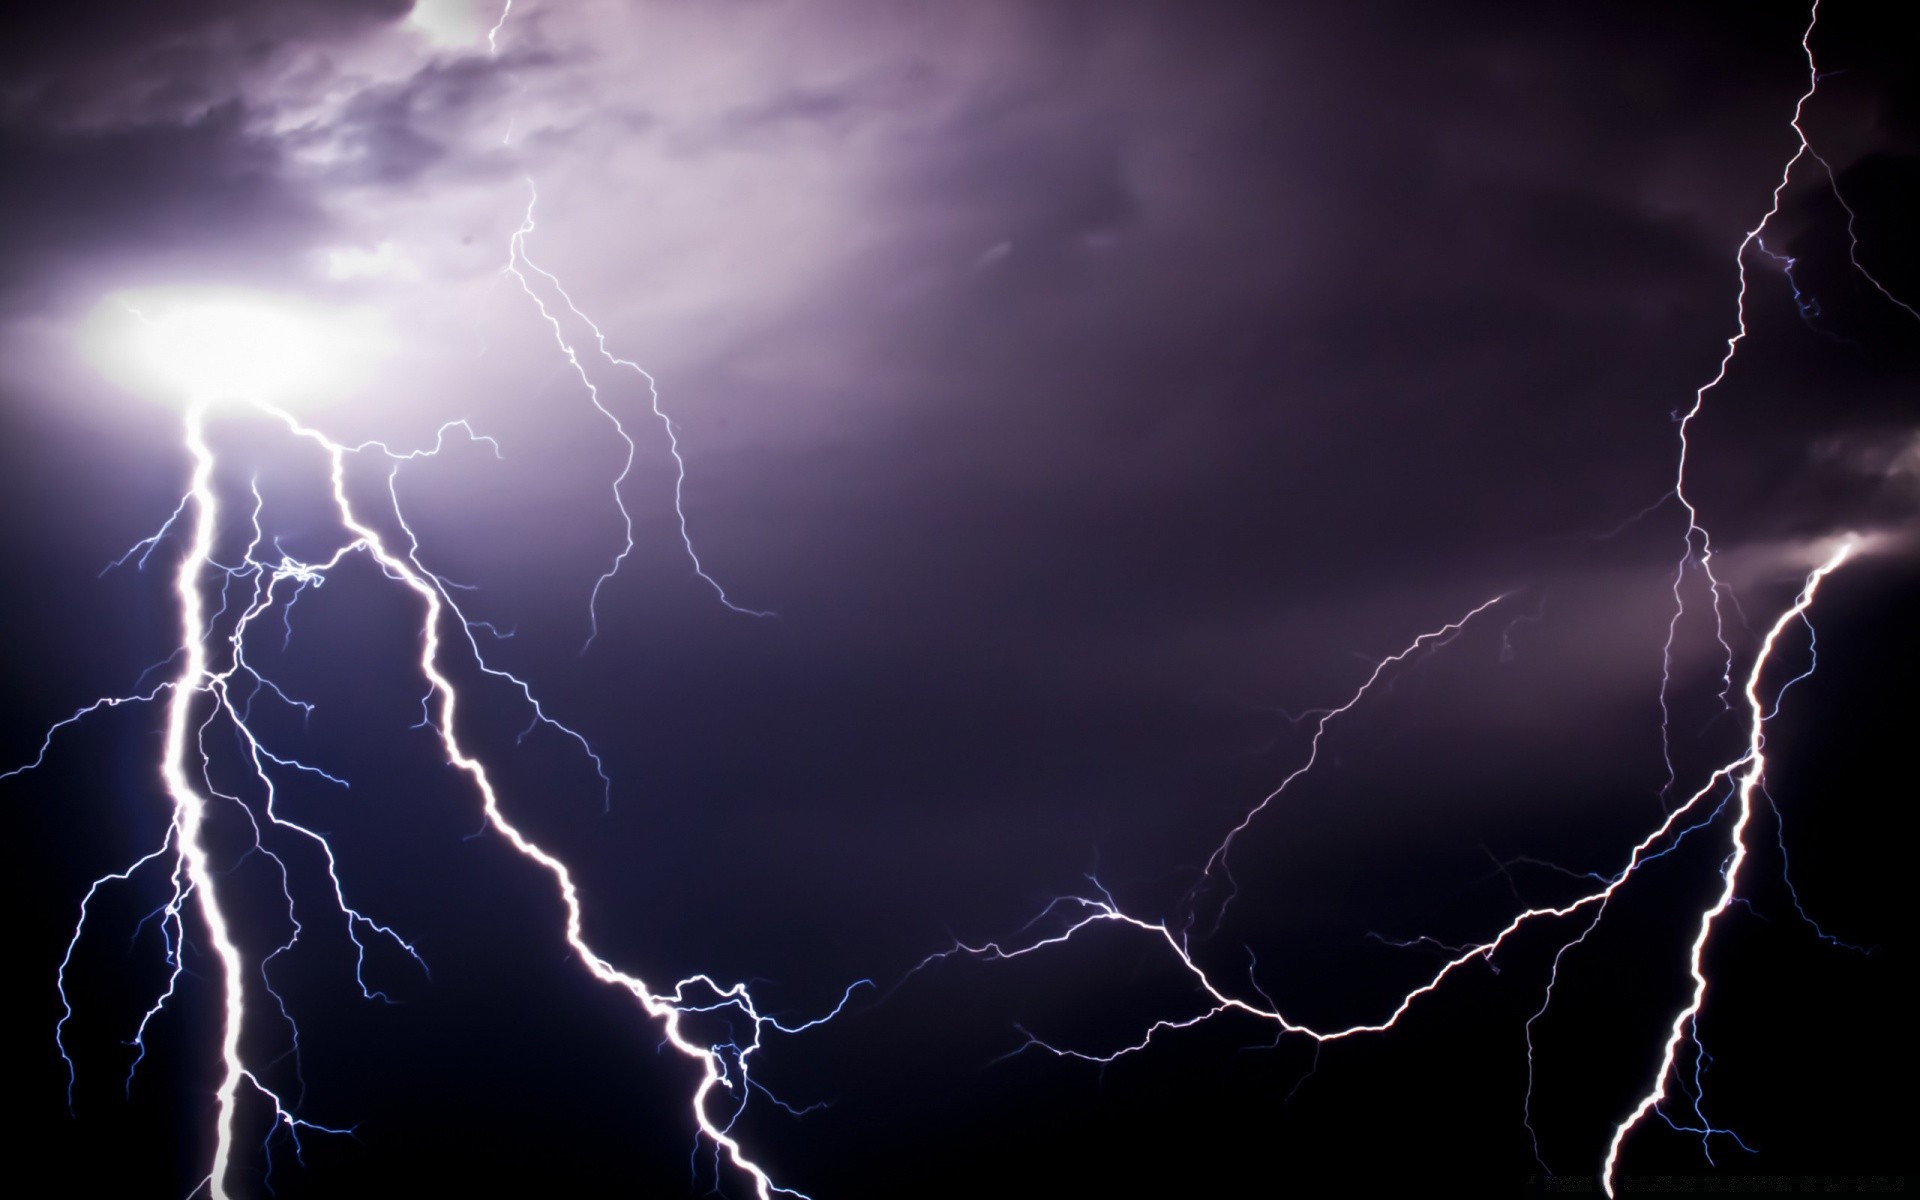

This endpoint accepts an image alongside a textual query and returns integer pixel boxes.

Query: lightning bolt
[885,2,1910,1193]
[9,381,849,1198]
[905,540,1854,1195]
[1601,541,1853,1195]
[486,0,513,59]
[10,6,823,1196]
[502,179,778,642]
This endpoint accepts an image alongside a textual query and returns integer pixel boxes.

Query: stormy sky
[1,1,1913,1195]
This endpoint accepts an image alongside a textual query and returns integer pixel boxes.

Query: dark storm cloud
[0,2,536,313]
[309,56,515,186]
[0,102,320,312]
[0,0,419,312]
[2,0,408,125]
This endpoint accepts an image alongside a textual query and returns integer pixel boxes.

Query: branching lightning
[8,1,1908,1195]
[887,2,1911,1193]
[8,5,820,1196]
[9,374,849,1197]
[486,3,770,642]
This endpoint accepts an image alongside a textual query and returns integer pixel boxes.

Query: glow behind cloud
[81,289,388,408]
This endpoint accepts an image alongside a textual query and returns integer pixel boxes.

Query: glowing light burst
[78,289,387,413]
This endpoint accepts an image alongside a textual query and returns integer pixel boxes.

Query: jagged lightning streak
[159,399,352,1200]
[488,1,771,640]
[261,398,852,1200]
[487,0,513,58]
[1657,0,1914,796]
[1656,6,1832,797]
[10,377,848,1198]
[1602,541,1853,1196]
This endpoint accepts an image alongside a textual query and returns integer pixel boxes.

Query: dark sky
[1,2,1913,1196]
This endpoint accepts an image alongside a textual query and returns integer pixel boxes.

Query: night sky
[1,2,1913,1197]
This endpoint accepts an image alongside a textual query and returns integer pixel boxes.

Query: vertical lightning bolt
[10,6,825,1196]
[1657,7,1828,797]
[164,400,250,1198]
[1603,541,1854,1195]
[10,380,847,1197]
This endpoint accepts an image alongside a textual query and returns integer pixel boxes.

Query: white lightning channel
[1602,539,1854,1195]
[261,398,842,1198]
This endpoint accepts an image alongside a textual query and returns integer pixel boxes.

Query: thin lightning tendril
[490,0,770,646]
[504,183,776,637]
[1178,591,1509,941]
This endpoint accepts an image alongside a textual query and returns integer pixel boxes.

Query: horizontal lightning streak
[910,545,1853,1188]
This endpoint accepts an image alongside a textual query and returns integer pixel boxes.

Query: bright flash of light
[79,289,388,408]
[405,0,492,50]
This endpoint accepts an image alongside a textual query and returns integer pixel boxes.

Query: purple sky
[1,2,1913,1196]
